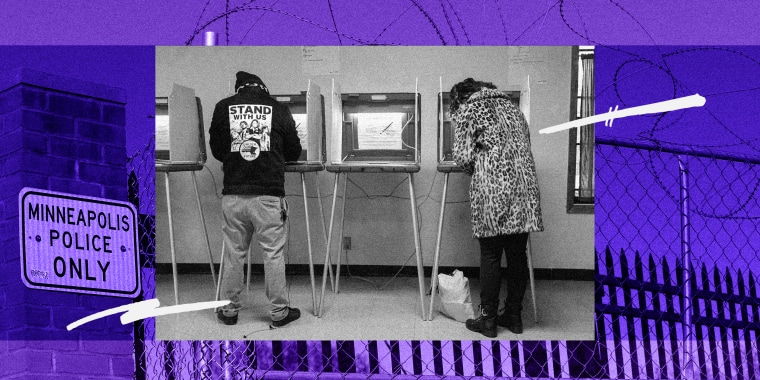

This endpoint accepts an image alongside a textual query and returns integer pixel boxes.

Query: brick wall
[0,69,135,379]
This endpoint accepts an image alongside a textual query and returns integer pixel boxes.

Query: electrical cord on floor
[338,173,427,290]
[342,196,420,291]
[342,245,418,290]
[375,250,417,290]
[243,326,276,338]
[343,248,377,287]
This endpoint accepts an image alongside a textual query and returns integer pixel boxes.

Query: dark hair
[449,78,497,113]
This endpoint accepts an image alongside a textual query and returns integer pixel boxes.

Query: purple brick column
[0,69,135,379]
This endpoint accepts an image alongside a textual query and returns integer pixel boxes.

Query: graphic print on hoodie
[229,104,272,161]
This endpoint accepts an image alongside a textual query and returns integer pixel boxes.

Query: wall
[155,46,593,271]
[0,46,156,216]
[0,68,134,379]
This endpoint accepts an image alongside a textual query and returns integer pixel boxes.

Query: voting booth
[155,83,215,304]
[155,84,206,164]
[428,77,539,322]
[280,81,332,314]
[274,80,327,165]
[328,81,421,170]
[319,79,427,319]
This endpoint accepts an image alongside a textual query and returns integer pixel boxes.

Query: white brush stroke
[538,94,706,134]
[66,298,231,331]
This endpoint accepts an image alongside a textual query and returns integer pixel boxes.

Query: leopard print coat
[452,88,544,238]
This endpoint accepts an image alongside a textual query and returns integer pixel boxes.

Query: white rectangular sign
[19,188,141,297]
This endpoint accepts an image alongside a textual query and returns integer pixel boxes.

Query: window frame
[566,46,595,214]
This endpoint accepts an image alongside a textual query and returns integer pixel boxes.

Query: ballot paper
[292,113,308,150]
[356,112,404,150]
[155,114,170,152]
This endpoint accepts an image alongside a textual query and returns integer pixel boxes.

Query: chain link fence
[126,137,158,379]
[123,134,759,379]
[596,136,760,380]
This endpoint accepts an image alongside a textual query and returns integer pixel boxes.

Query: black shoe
[497,309,523,334]
[272,307,300,327]
[217,308,239,325]
[465,306,497,338]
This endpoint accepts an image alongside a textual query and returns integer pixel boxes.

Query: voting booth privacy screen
[155,83,206,164]
[275,81,325,163]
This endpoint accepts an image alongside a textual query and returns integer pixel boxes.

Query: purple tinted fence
[135,339,606,378]
[596,137,760,380]
[691,264,760,380]
[126,137,157,379]
[596,247,684,380]
[596,247,760,380]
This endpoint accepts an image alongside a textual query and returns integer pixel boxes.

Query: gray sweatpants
[219,194,289,321]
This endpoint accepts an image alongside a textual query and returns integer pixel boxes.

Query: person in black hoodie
[210,71,302,327]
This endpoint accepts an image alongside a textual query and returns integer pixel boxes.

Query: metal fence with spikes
[596,246,760,380]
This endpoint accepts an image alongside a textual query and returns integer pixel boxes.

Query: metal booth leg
[165,172,180,305]
[301,172,318,315]
[315,172,336,292]
[210,200,226,315]
[318,172,341,317]
[527,236,538,323]
[427,172,448,321]
[335,173,348,294]
[215,240,226,303]
[408,173,427,320]
[191,171,217,287]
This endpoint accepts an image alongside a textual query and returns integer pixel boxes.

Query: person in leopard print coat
[450,78,544,338]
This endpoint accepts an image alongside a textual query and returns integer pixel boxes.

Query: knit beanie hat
[235,71,268,93]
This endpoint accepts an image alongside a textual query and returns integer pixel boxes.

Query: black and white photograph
[153,45,595,341]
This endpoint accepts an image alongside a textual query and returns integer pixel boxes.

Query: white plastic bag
[436,270,475,322]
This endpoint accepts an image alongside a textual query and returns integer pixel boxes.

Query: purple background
[0,1,758,46]
[596,45,760,157]
[0,46,156,169]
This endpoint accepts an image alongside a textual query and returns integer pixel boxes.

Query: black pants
[478,233,529,313]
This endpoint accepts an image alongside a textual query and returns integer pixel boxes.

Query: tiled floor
[155,273,594,341]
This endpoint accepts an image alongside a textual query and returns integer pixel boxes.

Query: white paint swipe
[66,298,230,331]
[538,94,706,134]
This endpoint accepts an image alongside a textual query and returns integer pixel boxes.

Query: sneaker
[465,305,497,338]
[271,307,300,327]
[217,308,239,325]
[496,308,523,334]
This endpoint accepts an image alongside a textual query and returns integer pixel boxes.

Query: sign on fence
[19,188,140,297]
